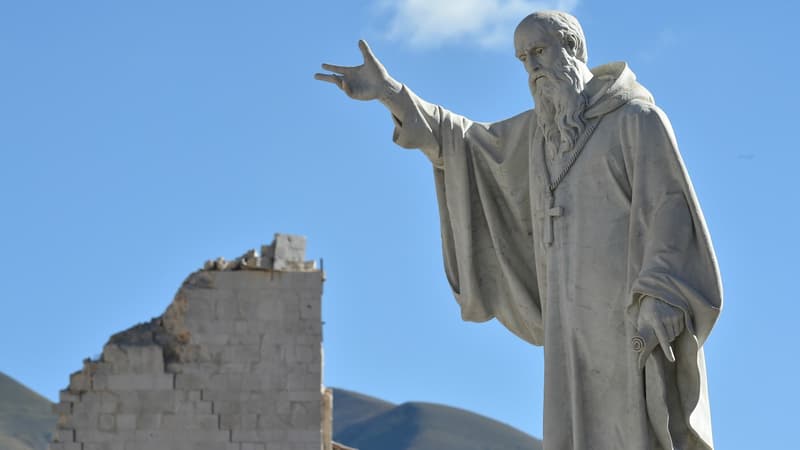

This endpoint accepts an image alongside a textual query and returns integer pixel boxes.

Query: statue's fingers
[321,63,353,74]
[638,345,653,370]
[653,323,676,363]
[314,73,343,88]
[664,316,681,342]
[669,317,683,340]
[359,40,378,64]
[674,315,685,335]
[662,320,676,342]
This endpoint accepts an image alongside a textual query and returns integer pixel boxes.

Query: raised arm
[316,40,470,166]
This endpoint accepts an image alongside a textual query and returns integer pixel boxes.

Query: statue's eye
[535,47,544,55]
[518,54,527,62]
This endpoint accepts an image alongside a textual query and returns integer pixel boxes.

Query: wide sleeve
[379,85,467,168]
[621,101,722,449]
[621,102,722,343]
[381,85,545,345]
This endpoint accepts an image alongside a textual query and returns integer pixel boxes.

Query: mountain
[0,372,56,450]
[332,388,395,436]
[332,388,542,450]
[0,373,542,450]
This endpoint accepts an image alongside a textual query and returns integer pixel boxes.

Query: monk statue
[316,10,722,450]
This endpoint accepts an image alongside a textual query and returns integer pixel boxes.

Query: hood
[583,62,654,119]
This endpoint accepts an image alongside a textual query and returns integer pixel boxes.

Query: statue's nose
[525,58,541,74]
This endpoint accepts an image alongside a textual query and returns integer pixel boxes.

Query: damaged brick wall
[50,234,325,450]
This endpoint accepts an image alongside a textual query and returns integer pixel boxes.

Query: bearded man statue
[316,10,722,450]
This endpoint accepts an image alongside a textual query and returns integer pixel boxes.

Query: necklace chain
[546,117,603,192]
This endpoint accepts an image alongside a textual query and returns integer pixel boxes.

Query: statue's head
[514,11,590,152]
[514,11,588,70]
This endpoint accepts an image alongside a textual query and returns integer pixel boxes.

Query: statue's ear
[564,34,577,53]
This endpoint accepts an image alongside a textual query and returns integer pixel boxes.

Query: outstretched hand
[315,40,401,101]
[637,296,684,367]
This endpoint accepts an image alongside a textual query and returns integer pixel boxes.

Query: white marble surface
[317,10,721,450]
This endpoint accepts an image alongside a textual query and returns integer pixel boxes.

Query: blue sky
[1,1,798,448]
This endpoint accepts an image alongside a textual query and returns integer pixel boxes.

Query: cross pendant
[543,192,562,246]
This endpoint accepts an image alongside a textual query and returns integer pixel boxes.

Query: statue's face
[514,23,564,87]
[514,19,588,152]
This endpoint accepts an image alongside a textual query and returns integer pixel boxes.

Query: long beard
[530,60,588,152]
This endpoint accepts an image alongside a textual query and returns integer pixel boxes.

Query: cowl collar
[583,62,654,119]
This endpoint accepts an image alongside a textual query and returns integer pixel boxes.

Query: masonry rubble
[50,233,339,450]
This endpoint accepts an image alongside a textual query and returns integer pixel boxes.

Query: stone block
[77,391,119,414]
[53,428,75,442]
[215,298,244,320]
[196,401,213,414]
[174,399,214,415]
[212,400,243,415]
[298,299,319,321]
[59,390,80,403]
[259,340,289,361]
[290,345,315,364]
[84,442,125,450]
[92,373,109,390]
[97,413,115,431]
[228,332,261,346]
[161,413,220,430]
[287,391,319,402]
[115,391,180,413]
[66,407,96,429]
[175,372,210,390]
[75,429,118,443]
[200,389,250,403]
[294,334,322,345]
[105,373,174,391]
[102,344,164,373]
[185,295,217,321]
[52,402,72,415]
[192,322,234,345]
[273,234,306,270]
[241,444,266,450]
[220,413,258,430]
[219,362,248,373]
[56,412,74,429]
[287,372,319,391]
[232,429,288,442]
[126,345,165,373]
[135,412,162,430]
[48,443,83,450]
[288,430,319,443]
[132,429,231,442]
[256,300,284,321]
[257,412,287,430]
[116,413,136,431]
[220,345,260,364]
[69,371,90,392]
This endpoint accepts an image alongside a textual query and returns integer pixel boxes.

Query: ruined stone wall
[50,235,325,450]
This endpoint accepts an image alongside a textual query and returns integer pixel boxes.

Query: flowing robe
[383,62,722,449]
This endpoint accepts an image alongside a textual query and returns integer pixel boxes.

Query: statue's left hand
[637,296,684,365]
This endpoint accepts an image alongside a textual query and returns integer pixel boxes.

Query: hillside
[0,372,56,450]
[332,388,396,436]
[333,388,542,450]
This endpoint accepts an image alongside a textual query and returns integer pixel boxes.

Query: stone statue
[316,11,722,450]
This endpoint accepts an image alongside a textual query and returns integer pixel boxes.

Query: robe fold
[383,62,722,449]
